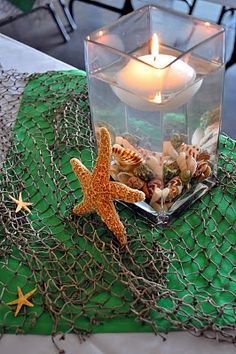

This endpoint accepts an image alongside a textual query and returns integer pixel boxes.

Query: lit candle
[112,34,202,111]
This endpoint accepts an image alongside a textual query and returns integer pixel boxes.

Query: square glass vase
[84,4,225,224]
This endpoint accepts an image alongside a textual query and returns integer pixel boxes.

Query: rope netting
[0,70,235,344]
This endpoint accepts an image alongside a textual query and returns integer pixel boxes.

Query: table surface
[0,33,235,354]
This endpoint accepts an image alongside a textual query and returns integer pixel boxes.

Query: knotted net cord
[0,70,235,346]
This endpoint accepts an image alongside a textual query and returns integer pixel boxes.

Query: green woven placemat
[8,0,35,12]
[0,70,235,342]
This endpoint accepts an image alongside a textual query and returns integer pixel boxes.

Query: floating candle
[113,34,202,111]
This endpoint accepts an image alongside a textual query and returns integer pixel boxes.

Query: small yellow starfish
[7,287,37,317]
[9,192,33,213]
[70,127,145,246]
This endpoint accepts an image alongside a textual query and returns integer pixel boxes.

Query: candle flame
[151,92,162,104]
[151,33,159,61]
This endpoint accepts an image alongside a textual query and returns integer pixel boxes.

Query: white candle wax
[112,54,202,111]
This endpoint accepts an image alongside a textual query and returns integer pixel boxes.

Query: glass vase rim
[85,28,225,70]
[85,4,225,70]
[86,4,225,40]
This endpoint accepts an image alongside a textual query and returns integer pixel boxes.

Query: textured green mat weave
[8,0,35,12]
[0,70,235,342]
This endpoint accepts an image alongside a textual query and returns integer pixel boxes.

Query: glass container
[84,5,225,223]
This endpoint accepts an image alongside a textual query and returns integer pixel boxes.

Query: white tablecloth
[0,33,235,354]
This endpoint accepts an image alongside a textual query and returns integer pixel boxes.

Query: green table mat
[0,70,235,340]
[8,0,36,12]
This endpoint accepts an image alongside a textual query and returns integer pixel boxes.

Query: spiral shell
[112,144,143,169]
[194,160,212,181]
[166,176,183,201]
[178,143,201,159]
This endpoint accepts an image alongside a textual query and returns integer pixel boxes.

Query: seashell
[117,171,133,184]
[142,183,152,200]
[110,164,120,180]
[167,186,182,201]
[191,127,204,145]
[166,176,183,201]
[128,176,145,190]
[143,177,164,200]
[200,132,218,154]
[115,136,138,151]
[170,133,187,149]
[194,160,212,181]
[145,155,163,180]
[197,150,210,161]
[163,141,178,159]
[180,170,191,184]
[117,172,144,190]
[137,147,161,160]
[150,187,170,206]
[150,202,162,212]
[204,122,219,137]
[150,187,162,205]
[133,163,156,182]
[148,177,164,191]
[176,152,197,174]
[186,155,197,174]
[178,143,201,159]
[163,163,179,184]
[112,144,143,169]
[200,106,220,128]
[176,152,187,171]
[150,202,173,212]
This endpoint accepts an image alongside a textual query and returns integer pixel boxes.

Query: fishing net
[0,69,235,344]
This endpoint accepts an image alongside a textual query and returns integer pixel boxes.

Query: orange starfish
[70,127,145,246]
[9,192,32,213]
[7,287,37,317]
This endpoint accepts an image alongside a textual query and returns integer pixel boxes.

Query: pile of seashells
[96,106,220,213]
